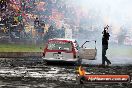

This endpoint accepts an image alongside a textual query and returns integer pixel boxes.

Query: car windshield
[47,41,72,51]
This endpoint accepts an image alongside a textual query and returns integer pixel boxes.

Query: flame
[78,66,86,76]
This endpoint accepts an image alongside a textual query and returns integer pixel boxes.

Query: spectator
[34,17,39,28]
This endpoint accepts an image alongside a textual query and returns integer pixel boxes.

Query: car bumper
[42,57,79,62]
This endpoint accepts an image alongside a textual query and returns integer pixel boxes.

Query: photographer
[102,25,111,66]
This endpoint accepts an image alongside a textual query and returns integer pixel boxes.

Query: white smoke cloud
[69,0,132,34]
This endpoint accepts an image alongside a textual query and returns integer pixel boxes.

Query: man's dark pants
[102,45,111,65]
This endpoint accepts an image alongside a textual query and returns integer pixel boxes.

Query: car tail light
[72,43,76,59]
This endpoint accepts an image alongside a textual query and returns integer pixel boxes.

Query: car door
[79,40,97,60]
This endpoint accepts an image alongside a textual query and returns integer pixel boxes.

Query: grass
[0,43,45,52]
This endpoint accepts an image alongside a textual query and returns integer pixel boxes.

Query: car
[42,38,97,64]
[42,38,80,64]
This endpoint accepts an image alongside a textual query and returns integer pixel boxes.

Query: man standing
[102,25,111,66]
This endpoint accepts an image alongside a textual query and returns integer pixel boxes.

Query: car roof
[49,38,76,42]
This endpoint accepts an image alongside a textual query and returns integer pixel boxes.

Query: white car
[42,38,97,64]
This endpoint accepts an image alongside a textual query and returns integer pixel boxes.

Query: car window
[47,41,72,51]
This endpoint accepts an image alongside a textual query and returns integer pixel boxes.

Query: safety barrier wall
[0,52,43,58]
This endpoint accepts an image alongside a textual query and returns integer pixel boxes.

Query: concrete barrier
[0,52,43,58]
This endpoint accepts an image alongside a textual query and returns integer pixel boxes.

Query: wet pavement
[0,58,131,88]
